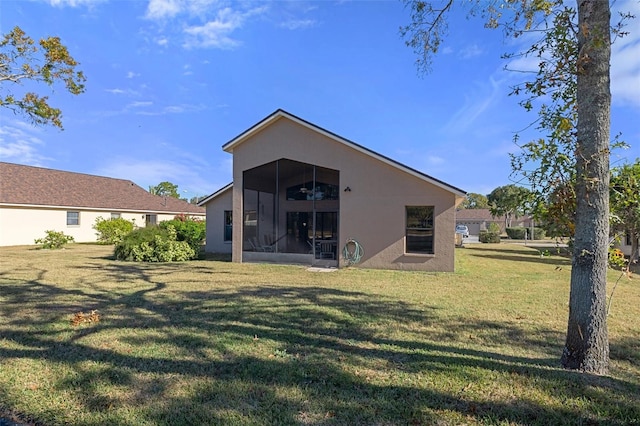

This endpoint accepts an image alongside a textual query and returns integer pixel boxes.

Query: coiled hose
[342,238,364,266]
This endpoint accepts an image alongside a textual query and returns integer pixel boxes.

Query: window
[111,212,121,219]
[285,181,339,201]
[224,211,233,242]
[406,206,434,254]
[145,214,157,226]
[626,231,638,246]
[67,211,80,226]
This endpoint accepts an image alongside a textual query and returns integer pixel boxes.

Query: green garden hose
[342,238,364,266]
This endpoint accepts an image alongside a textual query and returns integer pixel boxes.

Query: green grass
[0,243,638,425]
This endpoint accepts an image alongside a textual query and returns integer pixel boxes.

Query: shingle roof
[0,162,205,215]
[455,209,498,221]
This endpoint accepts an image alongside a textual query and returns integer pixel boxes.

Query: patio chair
[249,237,265,252]
[319,242,335,260]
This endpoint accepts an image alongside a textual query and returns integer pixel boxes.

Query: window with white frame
[67,211,80,226]
[111,212,121,219]
[145,214,157,226]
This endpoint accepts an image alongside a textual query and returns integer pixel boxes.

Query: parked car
[455,225,470,238]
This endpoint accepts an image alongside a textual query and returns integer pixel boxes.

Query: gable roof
[197,182,232,206]
[0,162,205,215]
[455,209,498,221]
[222,109,466,197]
[455,208,531,223]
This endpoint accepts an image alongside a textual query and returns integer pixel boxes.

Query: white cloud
[0,123,51,166]
[126,71,140,79]
[97,101,204,117]
[46,0,105,7]
[443,76,504,133]
[183,7,269,49]
[145,0,182,20]
[144,1,322,50]
[128,101,154,108]
[93,157,215,195]
[279,19,316,30]
[611,15,640,108]
[459,43,483,59]
[133,103,205,115]
[426,155,445,165]
[145,0,219,20]
[105,88,141,96]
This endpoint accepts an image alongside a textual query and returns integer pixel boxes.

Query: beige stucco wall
[617,234,637,257]
[0,206,203,246]
[204,189,233,254]
[229,117,459,272]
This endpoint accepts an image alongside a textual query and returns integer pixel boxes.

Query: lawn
[0,243,638,425]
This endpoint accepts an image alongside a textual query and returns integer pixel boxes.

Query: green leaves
[34,230,75,249]
[487,184,532,223]
[148,181,181,198]
[0,26,86,129]
[610,161,640,262]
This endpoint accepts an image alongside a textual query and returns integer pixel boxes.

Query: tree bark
[561,0,611,374]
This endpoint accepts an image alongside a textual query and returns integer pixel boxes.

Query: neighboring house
[0,162,205,246]
[455,208,532,235]
[617,231,639,258]
[198,109,466,271]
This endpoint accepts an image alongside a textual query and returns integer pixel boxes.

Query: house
[455,208,533,235]
[618,231,639,258]
[198,109,466,271]
[0,162,205,246]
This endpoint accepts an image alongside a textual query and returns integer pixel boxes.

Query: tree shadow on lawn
[0,264,638,425]
[467,246,572,267]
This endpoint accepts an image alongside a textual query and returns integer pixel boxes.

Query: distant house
[0,162,205,246]
[198,109,466,271]
[455,208,532,235]
[618,231,639,258]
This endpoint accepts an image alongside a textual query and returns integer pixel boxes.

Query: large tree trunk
[561,0,611,374]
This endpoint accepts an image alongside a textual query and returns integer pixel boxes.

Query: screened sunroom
[242,158,340,266]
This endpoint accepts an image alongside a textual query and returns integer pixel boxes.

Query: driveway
[462,235,480,244]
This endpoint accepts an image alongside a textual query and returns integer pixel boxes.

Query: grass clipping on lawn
[0,243,638,426]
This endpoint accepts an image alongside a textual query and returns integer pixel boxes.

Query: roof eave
[197,183,233,206]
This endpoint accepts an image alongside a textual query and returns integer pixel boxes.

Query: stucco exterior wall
[617,233,638,257]
[204,188,233,254]
[229,117,458,272]
[0,206,202,246]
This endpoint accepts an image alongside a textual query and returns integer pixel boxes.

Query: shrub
[608,247,627,269]
[532,227,546,239]
[159,217,206,253]
[506,227,527,239]
[35,230,74,249]
[506,227,547,240]
[114,225,195,262]
[93,217,135,244]
[487,222,501,235]
[479,230,501,243]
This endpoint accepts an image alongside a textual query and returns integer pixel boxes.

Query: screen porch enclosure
[242,159,339,263]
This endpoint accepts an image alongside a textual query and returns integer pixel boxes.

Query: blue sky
[1,0,639,199]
